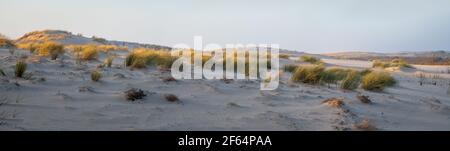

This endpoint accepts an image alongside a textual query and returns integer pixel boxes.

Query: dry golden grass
[0,37,15,48]
[17,30,69,43]
[97,45,128,52]
[125,48,176,69]
[354,119,377,131]
[322,98,344,108]
[17,43,40,53]
[80,45,99,60]
[38,41,65,60]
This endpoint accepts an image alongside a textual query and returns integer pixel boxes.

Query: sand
[1,48,450,131]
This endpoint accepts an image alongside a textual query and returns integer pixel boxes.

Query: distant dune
[14,30,171,50]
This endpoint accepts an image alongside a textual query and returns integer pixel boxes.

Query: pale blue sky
[1,0,450,53]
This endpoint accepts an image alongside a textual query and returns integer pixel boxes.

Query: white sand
[1,49,450,131]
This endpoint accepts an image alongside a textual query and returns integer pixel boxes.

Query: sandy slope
[1,49,450,130]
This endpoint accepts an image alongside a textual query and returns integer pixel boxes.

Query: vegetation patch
[361,71,396,91]
[91,70,102,82]
[15,61,27,78]
[38,41,65,60]
[124,88,147,101]
[372,59,412,69]
[283,64,298,72]
[300,55,322,64]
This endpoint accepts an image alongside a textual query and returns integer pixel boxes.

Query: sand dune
[1,48,450,131]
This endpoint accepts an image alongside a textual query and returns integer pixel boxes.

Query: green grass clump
[15,61,27,78]
[325,68,353,81]
[340,70,362,90]
[291,65,325,85]
[91,70,102,82]
[290,65,368,90]
[361,71,396,91]
[283,64,298,72]
[319,69,338,87]
[300,55,321,64]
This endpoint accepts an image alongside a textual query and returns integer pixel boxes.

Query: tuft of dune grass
[80,45,99,60]
[283,64,298,72]
[17,43,39,53]
[164,94,179,102]
[91,70,102,82]
[0,68,5,76]
[340,70,362,90]
[373,59,412,69]
[278,53,290,59]
[291,65,325,85]
[38,41,65,60]
[104,56,114,68]
[15,60,27,78]
[125,48,176,69]
[300,55,322,64]
[361,71,396,91]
